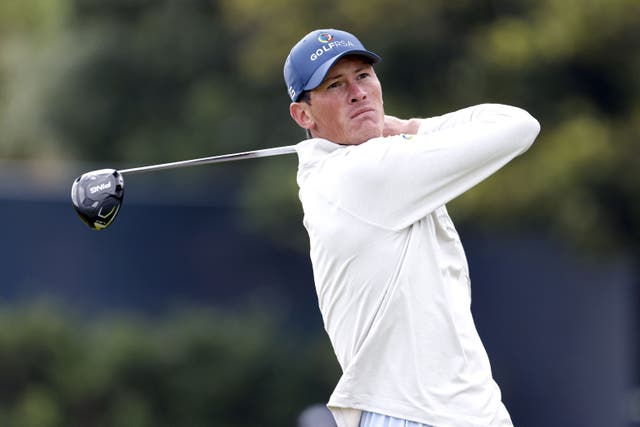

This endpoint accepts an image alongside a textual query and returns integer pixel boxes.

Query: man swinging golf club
[285,29,540,427]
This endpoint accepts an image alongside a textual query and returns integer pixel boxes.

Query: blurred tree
[47,0,254,164]
[450,0,640,254]
[0,302,339,427]
[0,0,69,37]
[0,0,72,159]
[0,0,637,252]
[220,0,640,257]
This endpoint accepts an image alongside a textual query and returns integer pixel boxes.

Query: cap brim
[302,50,381,94]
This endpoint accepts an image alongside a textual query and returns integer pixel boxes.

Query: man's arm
[312,104,541,230]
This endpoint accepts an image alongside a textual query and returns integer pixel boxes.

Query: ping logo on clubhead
[89,181,112,194]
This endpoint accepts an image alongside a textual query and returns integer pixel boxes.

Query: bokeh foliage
[0,302,338,427]
[1,0,638,253]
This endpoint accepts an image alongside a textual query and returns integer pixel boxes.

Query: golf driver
[71,145,297,230]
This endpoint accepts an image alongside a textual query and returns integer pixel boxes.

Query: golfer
[284,29,540,427]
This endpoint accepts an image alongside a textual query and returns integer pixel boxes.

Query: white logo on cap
[310,40,356,61]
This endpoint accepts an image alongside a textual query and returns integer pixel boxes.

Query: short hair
[299,91,311,105]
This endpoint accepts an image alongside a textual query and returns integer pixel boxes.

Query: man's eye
[327,81,341,89]
[357,72,370,80]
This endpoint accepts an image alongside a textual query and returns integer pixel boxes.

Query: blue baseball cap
[284,29,381,102]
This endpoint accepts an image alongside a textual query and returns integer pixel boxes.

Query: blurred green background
[0,0,639,426]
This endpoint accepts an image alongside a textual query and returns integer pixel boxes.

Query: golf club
[70,145,297,230]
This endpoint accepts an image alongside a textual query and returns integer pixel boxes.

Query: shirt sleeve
[311,103,541,231]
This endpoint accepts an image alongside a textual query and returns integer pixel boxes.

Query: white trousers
[359,411,433,427]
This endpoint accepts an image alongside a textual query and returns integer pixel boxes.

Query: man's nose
[349,83,367,103]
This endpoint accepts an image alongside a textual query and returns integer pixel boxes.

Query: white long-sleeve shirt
[295,104,541,427]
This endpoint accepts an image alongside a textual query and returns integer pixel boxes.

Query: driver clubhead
[71,169,124,230]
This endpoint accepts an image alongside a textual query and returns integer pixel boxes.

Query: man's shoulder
[297,134,414,166]
[296,138,342,159]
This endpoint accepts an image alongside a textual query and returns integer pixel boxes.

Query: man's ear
[289,102,314,131]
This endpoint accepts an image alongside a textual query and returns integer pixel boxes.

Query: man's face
[299,56,385,145]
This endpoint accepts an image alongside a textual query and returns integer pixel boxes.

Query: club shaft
[119,145,297,175]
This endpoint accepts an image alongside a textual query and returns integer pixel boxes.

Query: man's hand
[383,115,421,137]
